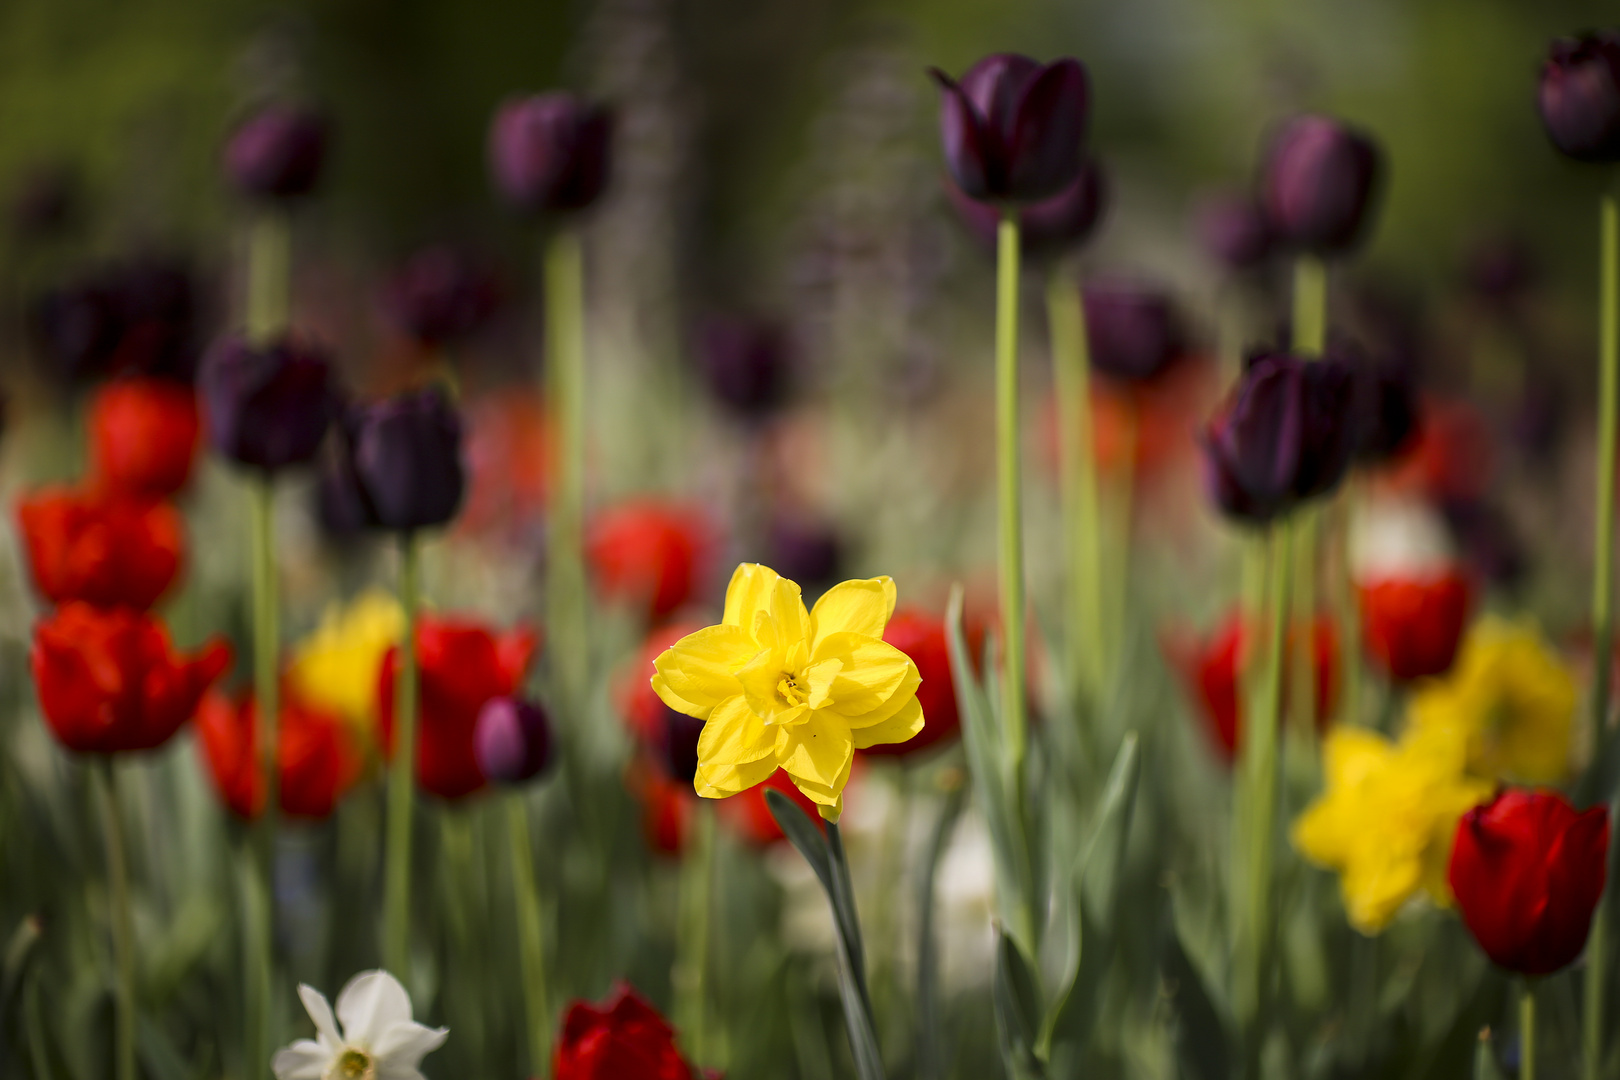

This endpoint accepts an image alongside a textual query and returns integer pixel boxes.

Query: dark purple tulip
[382,246,501,346]
[1260,115,1383,255]
[1201,351,1359,523]
[765,515,844,591]
[1539,32,1620,162]
[1196,193,1273,270]
[698,317,793,419]
[1083,280,1186,382]
[223,106,329,200]
[200,336,336,472]
[488,94,613,214]
[474,696,554,785]
[316,440,376,537]
[31,281,122,381]
[654,705,705,784]
[349,386,465,531]
[931,54,1089,204]
[946,159,1107,257]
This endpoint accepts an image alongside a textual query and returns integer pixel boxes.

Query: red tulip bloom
[634,769,694,856]
[89,376,200,498]
[195,689,362,819]
[1449,789,1610,975]
[378,616,537,800]
[31,603,231,754]
[861,609,962,758]
[587,500,707,621]
[553,982,693,1080]
[1359,571,1472,682]
[17,487,183,609]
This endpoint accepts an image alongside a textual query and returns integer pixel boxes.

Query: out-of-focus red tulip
[634,768,694,856]
[861,610,962,758]
[1375,397,1493,504]
[89,376,200,498]
[1449,789,1610,975]
[1358,571,1472,683]
[378,616,538,800]
[553,982,694,1080]
[17,487,183,609]
[31,603,231,754]
[195,689,361,819]
[587,500,707,621]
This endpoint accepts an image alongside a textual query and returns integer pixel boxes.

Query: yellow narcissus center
[328,1049,373,1080]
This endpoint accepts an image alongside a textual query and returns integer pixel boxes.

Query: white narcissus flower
[271,969,447,1080]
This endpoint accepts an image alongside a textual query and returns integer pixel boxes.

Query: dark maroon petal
[1019,159,1107,256]
[957,54,1043,143]
[1005,58,1089,202]
[200,335,335,472]
[933,72,997,201]
[223,106,328,201]
[1538,33,1620,162]
[351,387,465,531]
[1261,115,1382,254]
[1082,278,1183,382]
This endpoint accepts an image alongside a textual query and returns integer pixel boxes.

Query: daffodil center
[776,672,807,707]
[327,1050,374,1080]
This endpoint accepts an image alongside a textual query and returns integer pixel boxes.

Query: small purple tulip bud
[200,336,335,472]
[382,246,502,346]
[655,705,705,784]
[946,159,1107,258]
[1260,115,1383,255]
[488,94,613,215]
[931,54,1089,205]
[764,515,844,591]
[1539,32,1620,163]
[223,106,329,201]
[1082,279,1186,383]
[474,696,554,785]
[348,386,466,531]
[31,281,122,382]
[1195,193,1273,270]
[698,317,794,419]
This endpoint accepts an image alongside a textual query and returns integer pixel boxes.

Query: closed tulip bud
[1538,32,1620,163]
[1261,114,1383,255]
[553,983,698,1080]
[1449,789,1609,976]
[473,696,554,785]
[1083,280,1186,383]
[348,387,466,532]
[697,317,794,419]
[1358,570,1472,682]
[931,54,1089,205]
[382,246,501,346]
[1195,193,1274,270]
[1201,352,1359,523]
[196,690,361,819]
[200,335,336,473]
[89,376,201,498]
[946,159,1107,258]
[488,94,613,215]
[223,105,329,200]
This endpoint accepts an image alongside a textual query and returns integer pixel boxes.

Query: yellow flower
[1291,724,1491,934]
[1406,615,1575,784]
[651,563,924,820]
[286,589,405,740]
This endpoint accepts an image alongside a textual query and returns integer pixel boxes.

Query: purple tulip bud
[1082,279,1186,382]
[474,696,554,785]
[764,515,844,591]
[31,281,122,382]
[488,94,613,215]
[1201,351,1359,523]
[200,336,335,472]
[1260,115,1382,255]
[655,705,705,784]
[223,106,329,201]
[1195,193,1273,270]
[946,159,1107,257]
[316,439,376,538]
[1539,32,1620,163]
[382,246,502,346]
[931,54,1089,205]
[698,317,793,418]
[348,386,466,531]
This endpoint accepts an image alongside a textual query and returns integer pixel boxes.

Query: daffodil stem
[675,801,716,1066]
[96,758,135,1080]
[545,227,588,720]
[384,532,421,982]
[1521,980,1537,1080]
[507,793,552,1078]
[246,210,290,344]
[825,820,884,1080]
[245,475,279,1080]
[1047,265,1103,703]
[994,215,1028,785]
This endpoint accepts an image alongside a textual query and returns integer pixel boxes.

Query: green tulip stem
[1292,255,1327,359]
[545,227,589,720]
[246,210,291,344]
[1521,980,1537,1080]
[675,800,717,1066]
[96,758,136,1080]
[507,792,553,1078]
[1289,255,1329,741]
[244,474,279,1080]
[995,215,1028,784]
[384,532,422,981]
[1047,265,1104,703]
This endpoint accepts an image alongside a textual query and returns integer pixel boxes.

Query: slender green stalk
[384,534,422,979]
[994,216,1027,772]
[96,759,135,1080]
[826,820,884,1080]
[1289,255,1328,744]
[1520,981,1537,1080]
[1292,256,1327,359]
[674,801,717,1065]
[507,793,552,1078]
[246,212,291,344]
[545,229,588,718]
[242,476,280,1080]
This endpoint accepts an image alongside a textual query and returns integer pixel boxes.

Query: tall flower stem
[545,228,588,720]
[1521,980,1537,1080]
[994,215,1028,782]
[674,802,717,1065]
[826,820,883,1080]
[506,792,552,1078]
[383,533,422,980]
[96,758,136,1080]
[246,211,290,344]
[1291,256,1327,741]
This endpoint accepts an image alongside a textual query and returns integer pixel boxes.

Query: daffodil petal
[653,624,758,718]
[810,576,896,647]
[736,645,791,720]
[850,695,923,749]
[781,751,853,808]
[697,695,776,767]
[802,657,843,709]
[812,632,919,718]
[723,563,780,629]
[696,756,779,798]
[775,714,852,788]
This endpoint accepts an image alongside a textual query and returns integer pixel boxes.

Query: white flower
[271,970,447,1080]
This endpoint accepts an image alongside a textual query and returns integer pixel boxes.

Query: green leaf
[915,783,967,1080]
[993,928,1045,1079]
[764,789,833,899]
[1164,929,1231,1080]
[1472,1027,1507,1080]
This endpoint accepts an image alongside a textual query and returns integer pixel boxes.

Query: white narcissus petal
[270,1040,332,1080]
[371,1021,450,1068]
[335,970,414,1048]
[296,984,343,1049]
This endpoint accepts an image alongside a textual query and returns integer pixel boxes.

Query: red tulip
[1358,571,1472,682]
[586,500,707,621]
[1449,789,1610,975]
[723,768,830,846]
[378,616,538,799]
[195,689,362,819]
[16,487,183,610]
[861,609,962,758]
[88,376,200,498]
[553,982,693,1080]
[31,603,231,754]
[634,769,694,856]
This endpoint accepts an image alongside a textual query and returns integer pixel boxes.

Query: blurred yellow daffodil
[1406,615,1575,784]
[651,563,924,821]
[287,588,405,742]
[1291,724,1491,934]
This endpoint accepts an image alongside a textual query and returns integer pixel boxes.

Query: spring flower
[339,388,467,532]
[944,158,1108,259]
[1083,279,1187,383]
[382,245,501,347]
[650,563,923,819]
[1405,616,1576,785]
[88,376,200,498]
[930,54,1090,205]
[200,335,336,473]
[271,969,446,1080]
[195,689,362,820]
[552,982,694,1080]
[586,499,708,621]
[1448,789,1610,975]
[1537,32,1620,163]
[1291,724,1492,933]
[17,487,183,610]
[1260,114,1383,254]
[286,589,405,738]
[697,316,795,420]
[225,106,329,201]
[472,696,554,785]
[860,609,964,759]
[488,94,613,215]
[1358,571,1472,683]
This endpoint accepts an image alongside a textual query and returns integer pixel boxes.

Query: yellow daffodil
[287,589,405,741]
[651,563,924,820]
[1291,724,1491,934]
[1406,615,1575,784]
